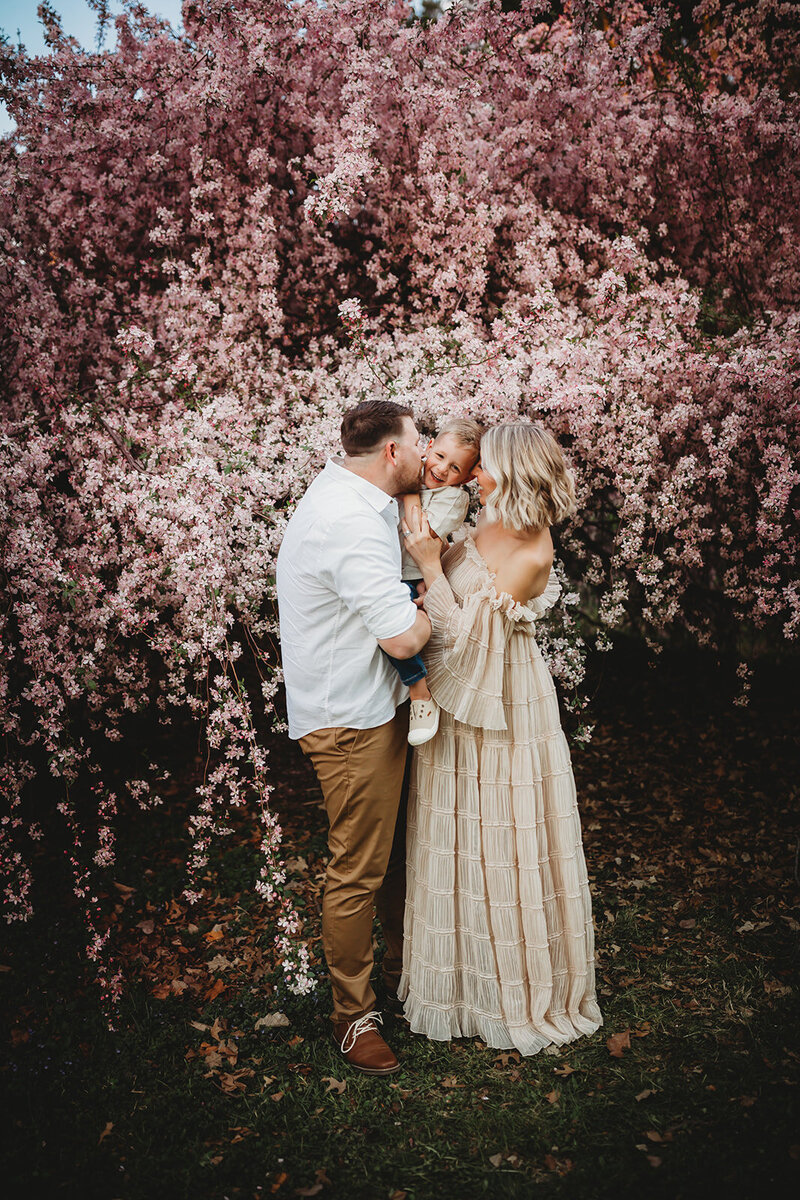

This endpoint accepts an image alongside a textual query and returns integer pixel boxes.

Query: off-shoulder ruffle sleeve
[421,550,561,730]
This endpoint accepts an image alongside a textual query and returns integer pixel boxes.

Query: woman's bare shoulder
[522,529,554,570]
[494,532,553,604]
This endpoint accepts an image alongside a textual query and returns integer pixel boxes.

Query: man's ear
[385,439,398,464]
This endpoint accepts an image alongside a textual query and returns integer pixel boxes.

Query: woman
[398,422,602,1055]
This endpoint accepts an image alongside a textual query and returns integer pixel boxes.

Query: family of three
[276,400,602,1075]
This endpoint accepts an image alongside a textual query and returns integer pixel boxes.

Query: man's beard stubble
[396,458,424,496]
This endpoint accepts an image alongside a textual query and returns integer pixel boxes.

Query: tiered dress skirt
[398,532,603,1055]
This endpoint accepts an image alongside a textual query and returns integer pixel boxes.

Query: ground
[1,639,798,1199]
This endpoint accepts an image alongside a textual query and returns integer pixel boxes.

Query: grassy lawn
[2,644,798,1199]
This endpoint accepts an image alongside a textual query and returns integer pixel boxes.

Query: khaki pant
[299,705,409,1024]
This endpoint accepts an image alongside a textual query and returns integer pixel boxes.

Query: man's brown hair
[341,399,414,456]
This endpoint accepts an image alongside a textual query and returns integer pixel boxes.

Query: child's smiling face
[423,433,479,490]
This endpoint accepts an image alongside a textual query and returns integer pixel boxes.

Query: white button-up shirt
[276,459,418,739]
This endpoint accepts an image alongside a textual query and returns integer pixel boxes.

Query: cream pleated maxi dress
[398,531,603,1055]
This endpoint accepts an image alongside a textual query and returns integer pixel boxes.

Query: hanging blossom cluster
[1,0,798,1009]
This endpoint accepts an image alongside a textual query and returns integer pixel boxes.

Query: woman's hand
[402,506,444,586]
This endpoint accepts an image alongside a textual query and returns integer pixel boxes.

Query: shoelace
[340,1010,383,1054]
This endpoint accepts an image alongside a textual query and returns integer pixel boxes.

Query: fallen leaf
[98,1121,113,1145]
[679,918,696,929]
[137,918,155,935]
[205,928,224,943]
[764,979,792,996]
[645,1130,663,1143]
[544,1154,573,1174]
[647,1156,662,1168]
[207,954,232,972]
[493,1051,521,1067]
[489,1153,504,1167]
[607,1030,631,1058]
[441,1076,463,1089]
[255,1012,290,1030]
[322,1076,346,1095]
[636,1089,656,1101]
[271,1172,288,1193]
[217,1038,239,1064]
[554,1064,575,1077]
[205,978,226,1002]
[295,1186,323,1198]
[270,1091,285,1102]
[735,920,770,934]
[229,1126,257,1144]
[219,1071,249,1094]
[545,1089,560,1104]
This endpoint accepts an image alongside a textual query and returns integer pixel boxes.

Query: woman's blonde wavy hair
[480,422,576,531]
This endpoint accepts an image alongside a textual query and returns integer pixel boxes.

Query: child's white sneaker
[408,698,440,746]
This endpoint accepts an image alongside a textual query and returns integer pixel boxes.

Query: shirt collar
[324,458,398,514]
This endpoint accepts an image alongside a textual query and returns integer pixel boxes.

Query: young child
[387,417,482,746]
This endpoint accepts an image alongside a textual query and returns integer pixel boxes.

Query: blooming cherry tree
[1,0,797,1011]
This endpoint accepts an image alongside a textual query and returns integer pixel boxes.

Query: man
[276,399,432,1075]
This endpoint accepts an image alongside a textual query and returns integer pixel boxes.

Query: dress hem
[398,983,603,1056]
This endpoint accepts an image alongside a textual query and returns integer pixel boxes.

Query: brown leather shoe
[332,1011,400,1076]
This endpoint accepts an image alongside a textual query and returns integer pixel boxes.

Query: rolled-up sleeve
[324,515,417,640]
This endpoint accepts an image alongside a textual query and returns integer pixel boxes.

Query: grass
[1,643,799,1199]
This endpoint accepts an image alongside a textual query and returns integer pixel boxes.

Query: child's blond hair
[435,418,482,460]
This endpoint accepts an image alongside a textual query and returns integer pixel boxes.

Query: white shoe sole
[408,714,440,746]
